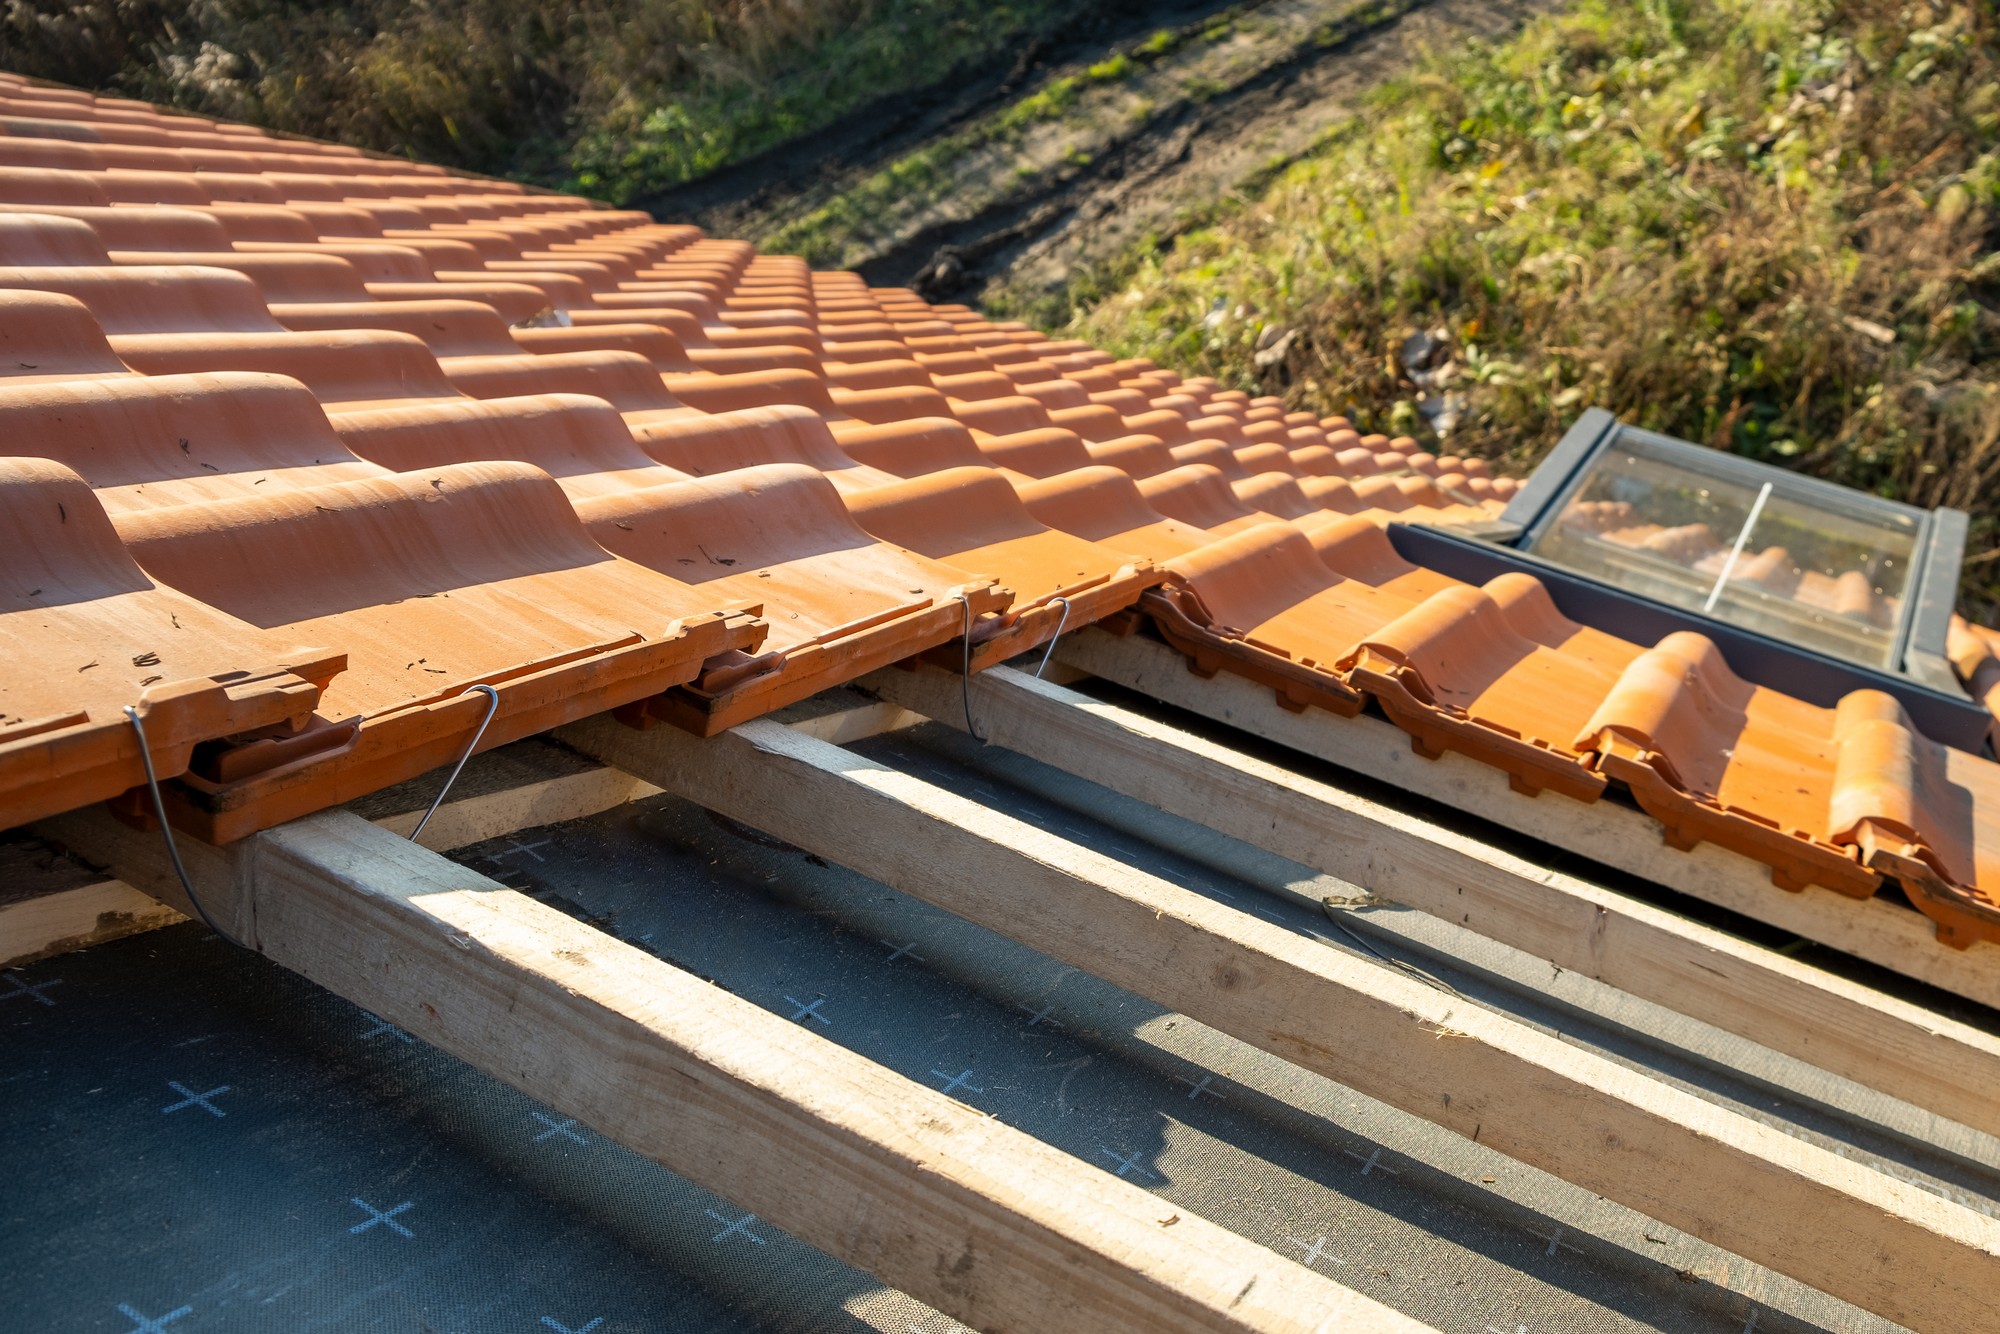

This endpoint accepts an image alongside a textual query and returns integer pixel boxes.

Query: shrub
[1069,0,2000,617]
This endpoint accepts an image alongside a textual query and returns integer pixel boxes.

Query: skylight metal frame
[1495,408,1969,691]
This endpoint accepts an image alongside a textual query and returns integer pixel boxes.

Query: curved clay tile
[0,457,337,831]
[576,463,1011,733]
[633,403,898,492]
[835,416,991,478]
[1231,472,1319,521]
[1233,443,1297,477]
[843,465,1160,668]
[108,462,764,838]
[0,82,1541,854]
[975,426,1094,478]
[1830,691,2000,947]
[1016,466,1212,561]
[1339,583,1611,801]
[0,371,382,509]
[0,202,233,250]
[0,209,109,262]
[0,288,132,381]
[333,393,682,500]
[1577,633,1876,897]
[1138,464,1269,535]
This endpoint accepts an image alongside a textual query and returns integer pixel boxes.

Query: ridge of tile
[575,462,1013,734]
[104,461,765,838]
[1575,633,1877,897]
[0,456,338,828]
[1830,693,2000,948]
[0,371,384,508]
[842,464,1162,669]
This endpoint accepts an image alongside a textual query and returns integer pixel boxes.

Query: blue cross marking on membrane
[359,1013,414,1043]
[929,1068,983,1097]
[1019,1001,1061,1029]
[784,995,831,1024]
[484,838,551,863]
[1287,1235,1347,1268]
[533,1111,587,1143]
[161,1081,230,1117]
[1344,1146,1399,1177]
[1097,1147,1158,1180]
[705,1209,767,1245]
[0,972,62,1006]
[1174,1073,1224,1101]
[1527,1225,1580,1259]
[349,1198,415,1237]
[117,1303,192,1333]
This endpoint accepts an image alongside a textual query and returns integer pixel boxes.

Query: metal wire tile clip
[409,683,500,843]
[1032,596,1072,680]
[958,594,984,743]
[122,704,238,946]
[959,595,1073,743]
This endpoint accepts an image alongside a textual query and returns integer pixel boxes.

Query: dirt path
[978,0,1559,313]
[641,0,1551,311]
[636,0,1253,240]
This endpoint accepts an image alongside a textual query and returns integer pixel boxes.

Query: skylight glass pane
[1525,431,1920,669]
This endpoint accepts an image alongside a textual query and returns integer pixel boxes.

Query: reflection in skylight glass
[1526,431,1920,668]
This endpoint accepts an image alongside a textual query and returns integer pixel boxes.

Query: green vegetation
[762,38,1144,264]
[2,0,1067,201]
[1059,0,2000,615]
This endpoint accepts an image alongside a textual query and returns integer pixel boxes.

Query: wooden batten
[40,803,1425,1334]
[860,661,2000,1146]
[1055,629,2000,1012]
[2,700,907,970]
[559,711,2000,1334]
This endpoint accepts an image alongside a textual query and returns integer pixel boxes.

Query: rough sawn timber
[3,701,908,970]
[38,803,1421,1334]
[558,711,2000,1334]
[1057,628,2000,1011]
[862,661,2000,1145]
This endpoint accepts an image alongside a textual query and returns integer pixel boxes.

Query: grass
[1,0,1070,201]
[565,1,1070,201]
[748,0,1322,266]
[759,39,1142,264]
[1055,0,2000,619]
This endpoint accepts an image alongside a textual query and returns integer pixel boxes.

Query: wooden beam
[42,804,1419,1334]
[377,762,659,849]
[0,879,185,969]
[779,697,927,746]
[7,749,658,969]
[559,711,2000,1334]
[861,662,2000,1145]
[1056,629,2000,1012]
[5,703,904,970]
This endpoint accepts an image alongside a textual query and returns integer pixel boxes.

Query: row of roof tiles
[0,69,1994,953]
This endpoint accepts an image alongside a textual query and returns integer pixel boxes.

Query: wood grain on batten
[40,802,1424,1334]
[558,710,2000,1334]
[3,760,654,969]
[0,879,186,969]
[1054,627,2000,1012]
[0,698,917,970]
[859,660,2000,1147]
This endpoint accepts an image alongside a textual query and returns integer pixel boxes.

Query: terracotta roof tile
[4,71,1826,929]
[108,461,762,838]
[0,456,337,826]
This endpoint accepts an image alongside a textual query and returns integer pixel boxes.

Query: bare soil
[639,0,1550,311]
